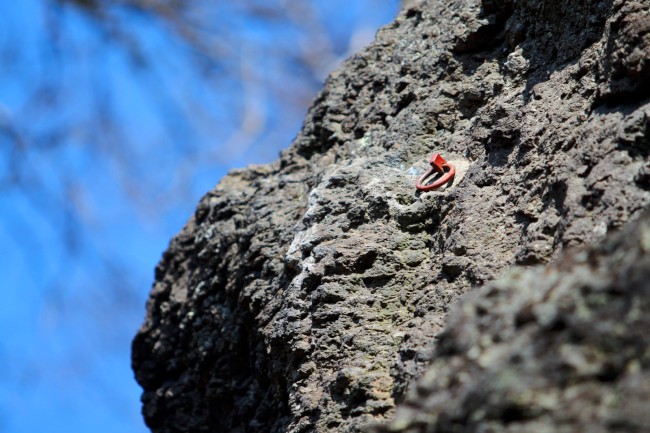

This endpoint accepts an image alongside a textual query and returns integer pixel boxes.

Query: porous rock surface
[373,211,650,433]
[132,0,650,432]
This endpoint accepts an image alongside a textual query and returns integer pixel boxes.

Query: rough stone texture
[132,0,650,432]
[372,211,650,433]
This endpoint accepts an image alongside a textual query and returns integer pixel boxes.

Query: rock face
[373,211,650,433]
[131,0,650,432]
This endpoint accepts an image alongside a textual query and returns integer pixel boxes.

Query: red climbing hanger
[415,153,456,192]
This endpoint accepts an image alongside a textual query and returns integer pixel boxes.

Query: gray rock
[372,211,650,433]
[132,0,650,432]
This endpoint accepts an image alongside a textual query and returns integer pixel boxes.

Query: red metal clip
[415,153,456,191]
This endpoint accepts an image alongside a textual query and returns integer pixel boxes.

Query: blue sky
[0,1,399,432]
